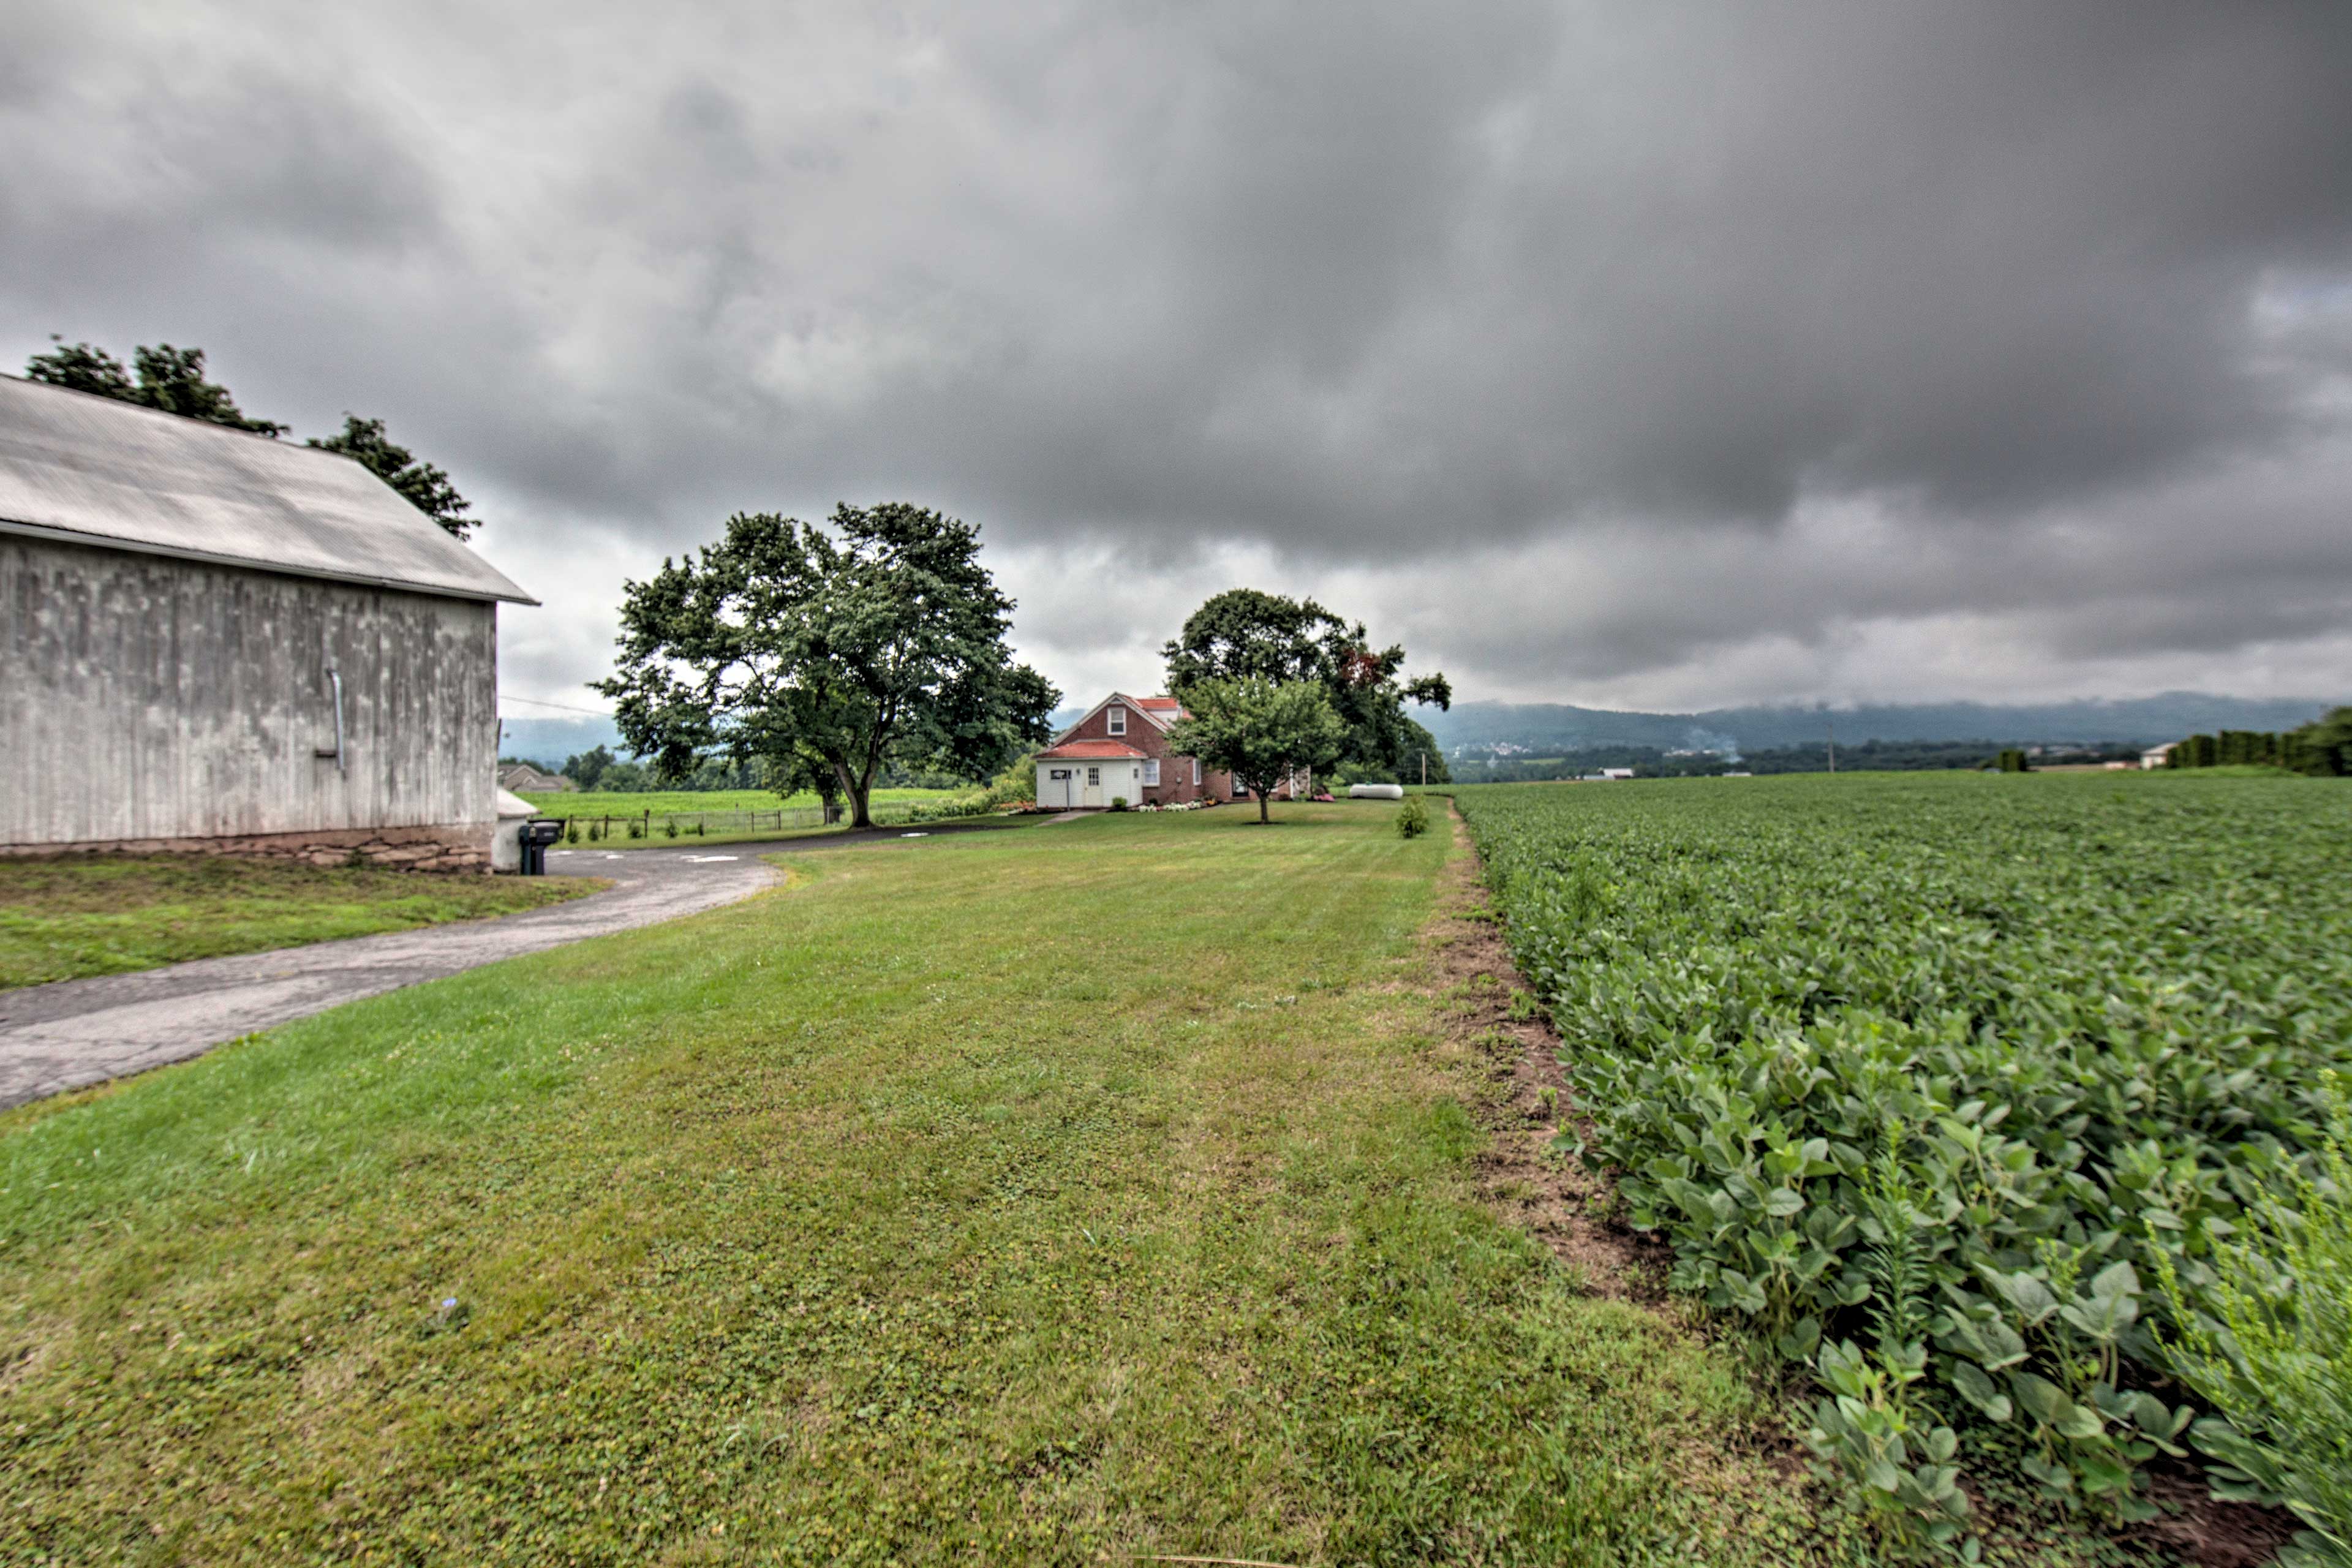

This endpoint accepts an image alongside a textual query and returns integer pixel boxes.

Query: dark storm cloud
[2,1,2349,707]
[706,0,2352,545]
[0,29,439,274]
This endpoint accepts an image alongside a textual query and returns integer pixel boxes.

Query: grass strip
[0,805,1810,1565]
[0,855,600,990]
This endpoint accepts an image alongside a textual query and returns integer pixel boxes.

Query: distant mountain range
[1414,693,2335,760]
[497,715,625,766]
[501,692,2337,771]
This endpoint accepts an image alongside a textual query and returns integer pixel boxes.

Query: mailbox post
[519,818,564,876]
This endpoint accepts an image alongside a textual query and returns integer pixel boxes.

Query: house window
[1191,757,1200,786]
[1107,706,1126,736]
[1144,758,1160,786]
[1087,766,1101,786]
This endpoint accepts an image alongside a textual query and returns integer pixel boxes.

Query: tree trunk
[834,760,873,830]
[1257,786,1270,824]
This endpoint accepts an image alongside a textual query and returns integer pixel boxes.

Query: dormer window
[1107,705,1126,735]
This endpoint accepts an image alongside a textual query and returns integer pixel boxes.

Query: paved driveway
[0,820,1035,1110]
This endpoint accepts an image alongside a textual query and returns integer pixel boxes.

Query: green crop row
[1452,772,2352,1553]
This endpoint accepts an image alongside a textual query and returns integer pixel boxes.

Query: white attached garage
[1035,745,1148,809]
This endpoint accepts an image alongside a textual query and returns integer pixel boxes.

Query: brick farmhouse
[1035,695,1220,809]
[1033,693,1316,810]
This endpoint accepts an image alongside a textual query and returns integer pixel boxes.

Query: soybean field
[1453,771,2352,1542]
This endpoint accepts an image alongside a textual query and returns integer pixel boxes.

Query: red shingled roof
[1036,739,1151,760]
[1136,696,1185,712]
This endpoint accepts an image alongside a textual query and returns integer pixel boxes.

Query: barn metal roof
[0,374,536,605]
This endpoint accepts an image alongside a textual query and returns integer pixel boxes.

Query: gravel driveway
[0,821,1033,1110]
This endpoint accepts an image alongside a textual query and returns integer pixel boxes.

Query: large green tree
[1165,677,1348,824]
[1164,589,1450,782]
[598,503,1058,829]
[23,339,476,538]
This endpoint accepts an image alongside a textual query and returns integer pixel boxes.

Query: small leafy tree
[598,504,1058,829]
[307,415,475,539]
[1166,678,1348,824]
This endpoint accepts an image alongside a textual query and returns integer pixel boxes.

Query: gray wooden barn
[0,374,535,870]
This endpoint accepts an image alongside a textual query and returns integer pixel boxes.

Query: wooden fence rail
[550,800,953,842]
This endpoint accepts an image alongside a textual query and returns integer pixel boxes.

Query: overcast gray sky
[6,1,2349,714]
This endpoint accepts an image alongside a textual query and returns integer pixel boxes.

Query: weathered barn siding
[2,534,498,861]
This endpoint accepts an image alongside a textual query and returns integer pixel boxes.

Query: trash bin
[520,818,565,876]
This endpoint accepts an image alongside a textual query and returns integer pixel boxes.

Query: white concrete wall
[1035,760,1146,808]
[2,534,499,848]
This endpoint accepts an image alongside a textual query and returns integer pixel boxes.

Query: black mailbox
[519,818,565,876]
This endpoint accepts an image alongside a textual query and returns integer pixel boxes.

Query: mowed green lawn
[0,856,598,990]
[0,806,1810,1566]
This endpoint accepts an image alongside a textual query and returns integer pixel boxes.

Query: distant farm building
[497,763,573,793]
[2140,742,2177,771]
[0,374,535,869]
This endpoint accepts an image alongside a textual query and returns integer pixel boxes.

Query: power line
[497,693,613,716]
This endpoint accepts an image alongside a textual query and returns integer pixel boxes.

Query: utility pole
[1827,716,1837,774]
[1421,750,1428,786]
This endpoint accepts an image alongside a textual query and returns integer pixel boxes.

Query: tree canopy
[22,338,476,538]
[2288,706,2352,776]
[1164,589,1450,783]
[1165,677,1349,823]
[26,339,286,435]
[307,415,475,540]
[562,745,617,790]
[597,503,1059,828]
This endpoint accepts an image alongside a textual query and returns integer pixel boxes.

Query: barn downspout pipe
[317,665,346,774]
